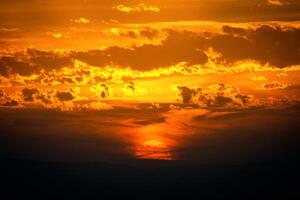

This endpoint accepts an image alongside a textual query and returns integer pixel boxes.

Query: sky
[0,0,300,161]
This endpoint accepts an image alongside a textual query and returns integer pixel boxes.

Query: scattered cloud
[177,84,255,108]
[23,88,39,102]
[72,17,91,24]
[0,88,22,108]
[90,83,112,98]
[2,25,300,78]
[52,33,63,39]
[86,102,113,111]
[267,0,284,6]
[110,27,159,40]
[259,81,288,90]
[113,3,160,13]
[56,91,74,101]
[252,76,267,81]
[122,82,147,96]
[1,100,19,107]
[73,30,208,70]
[276,72,288,77]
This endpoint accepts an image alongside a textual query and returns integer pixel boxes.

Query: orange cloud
[122,82,147,96]
[113,3,160,13]
[90,83,112,98]
[267,0,284,6]
[109,27,160,40]
[72,17,91,24]
[52,33,63,39]
[259,81,288,90]
[177,84,256,108]
[252,76,267,81]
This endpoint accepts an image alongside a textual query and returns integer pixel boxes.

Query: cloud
[1,22,300,103]
[177,86,194,104]
[1,24,300,78]
[73,30,208,70]
[267,0,284,6]
[72,17,91,24]
[177,83,255,108]
[23,88,39,102]
[122,82,147,96]
[0,49,73,77]
[113,3,160,13]
[27,49,73,70]
[276,72,288,77]
[110,27,159,40]
[0,89,21,107]
[52,33,63,39]
[56,91,74,101]
[0,56,36,77]
[43,25,300,71]
[0,26,22,39]
[252,76,267,81]
[86,102,113,111]
[259,81,288,90]
[210,25,300,68]
[90,83,111,98]
[12,86,114,111]
[222,26,246,37]
[0,89,4,98]
[1,100,19,107]
[21,87,68,105]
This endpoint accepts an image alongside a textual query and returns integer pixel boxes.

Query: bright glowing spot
[143,140,165,148]
[73,17,91,24]
[52,33,63,39]
[134,124,172,160]
[252,76,267,81]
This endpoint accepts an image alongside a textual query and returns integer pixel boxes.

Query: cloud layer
[177,84,254,108]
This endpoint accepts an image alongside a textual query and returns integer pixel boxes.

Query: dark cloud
[62,25,300,70]
[211,25,300,67]
[125,81,137,92]
[100,83,110,98]
[177,83,252,107]
[21,88,54,105]
[118,27,159,40]
[177,86,194,104]
[56,91,74,101]
[222,25,246,37]
[27,49,73,70]
[0,49,72,77]
[1,100,19,107]
[0,56,36,77]
[22,88,39,102]
[73,31,208,70]
[0,88,20,107]
[0,25,299,76]
[260,81,288,90]
[0,89,4,98]
[139,27,160,39]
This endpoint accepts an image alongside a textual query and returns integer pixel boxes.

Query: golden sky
[1,0,300,161]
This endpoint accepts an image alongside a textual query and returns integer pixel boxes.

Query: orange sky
[1,0,300,112]
[1,0,300,160]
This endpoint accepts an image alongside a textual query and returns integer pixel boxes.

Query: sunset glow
[1,1,300,198]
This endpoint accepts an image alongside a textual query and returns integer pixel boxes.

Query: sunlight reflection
[119,109,223,160]
[134,124,173,160]
[136,139,172,160]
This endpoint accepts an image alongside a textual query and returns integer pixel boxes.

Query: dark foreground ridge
[1,155,299,199]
